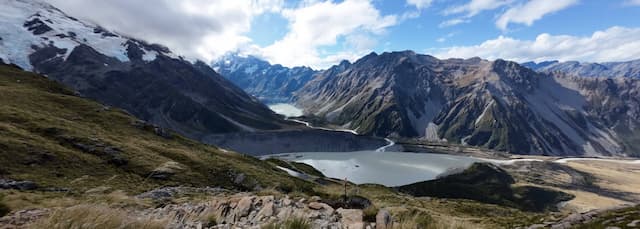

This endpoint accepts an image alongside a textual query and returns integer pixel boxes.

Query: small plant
[0,194,10,217]
[202,213,217,227]
[262,217,311,229]
[363,205,379,222]
[283,217,311,229]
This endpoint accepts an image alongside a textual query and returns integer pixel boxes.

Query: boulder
[375,209,392,229]
[338,208,364,229]
[309,202,335,216]
[150,161,184,180]
[235,196,255,217]
[0,179,37,190]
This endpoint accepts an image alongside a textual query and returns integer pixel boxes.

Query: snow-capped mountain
[0,0,290,141]
[295,51,640,156]
[522,59,640,78]
[212,54,318,103]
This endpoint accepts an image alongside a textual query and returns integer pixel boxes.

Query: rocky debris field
[0,187,395,229]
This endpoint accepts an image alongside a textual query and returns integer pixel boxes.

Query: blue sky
[49,0,640,69]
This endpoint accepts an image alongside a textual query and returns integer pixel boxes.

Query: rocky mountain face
[0,0,289,141]
[523,59,640,78]
[296,51,640,156]
[212,54,318,103]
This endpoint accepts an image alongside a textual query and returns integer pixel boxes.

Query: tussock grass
[0,193,9,217]
[262,217,311,229]
[30,204,166,229]
[0,64,312,197]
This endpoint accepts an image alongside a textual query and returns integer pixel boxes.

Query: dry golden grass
[30,204,166,229]
[393,212,480,229]
[565,161,640,199]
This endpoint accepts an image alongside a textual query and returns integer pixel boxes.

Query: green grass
[0,64,312,197]
[262,217,311,229]
[575,205,640,229]
[0,193,9,217]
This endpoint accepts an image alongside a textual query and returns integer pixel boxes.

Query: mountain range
[212,54,318,103]
[221,51,639,156]
[522,59,640,78]
[0,0,291,142]
[296,51,640,156]
[2,0,639,157]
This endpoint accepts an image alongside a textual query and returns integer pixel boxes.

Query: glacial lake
[268,103,303,117]
[266,151,484,187]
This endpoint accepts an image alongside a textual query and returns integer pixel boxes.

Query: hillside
[0,0,291,143]
[0,63,310,193]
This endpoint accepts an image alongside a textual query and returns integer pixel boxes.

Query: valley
[1,0,639,228]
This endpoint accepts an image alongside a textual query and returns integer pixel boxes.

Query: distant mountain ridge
[212,54,318,103]
[522,59,640,78]
[295,51,640,156]
[0,0,290,142]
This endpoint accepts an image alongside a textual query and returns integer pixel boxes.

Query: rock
[276,206,293,219]
[309,202,335,216]
[338,208,364,229]
[282,197,292,206]
[233,173,246,185]
[136,186,226,200]
[375,209,392,229]
[0,179,38,190]
[256,201,274,220]
[527,224,546,229]
[236,196,255,217]
[310,196,322,202]
[628,220,640,227]
[0,209,49,227]
[150,161,184,180]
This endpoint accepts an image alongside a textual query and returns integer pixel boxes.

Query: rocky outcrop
[136,193,378,228]
[523,204,640,229]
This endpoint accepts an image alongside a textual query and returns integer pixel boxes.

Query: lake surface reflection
[267,151,482,186]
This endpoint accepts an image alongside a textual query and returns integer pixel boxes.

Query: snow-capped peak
[0,0,170,70]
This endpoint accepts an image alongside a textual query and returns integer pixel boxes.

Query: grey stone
[375,209,392,229]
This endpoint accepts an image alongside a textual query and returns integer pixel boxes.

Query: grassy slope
[0,64,313,194]
[397,163,574,212]
[0,64,570,228]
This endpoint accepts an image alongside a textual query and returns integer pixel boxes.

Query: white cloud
[406,0,434,9]
[436,32,457,43]
[496,0,578,30]
[444,0,512,17]
[625,0,640,5]
[258,0,397,68]
[432,26,640,63]
[46,0,283,62]
[439,18,470,28]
